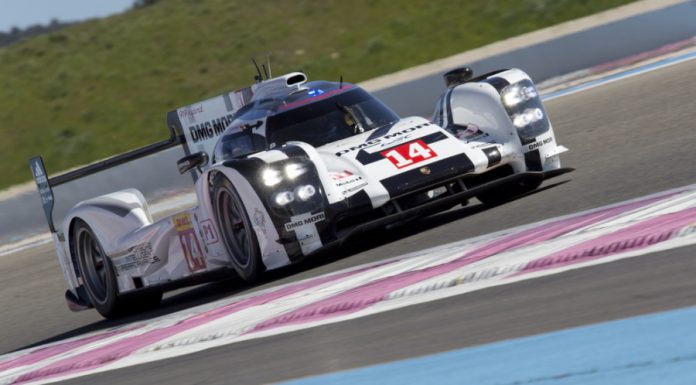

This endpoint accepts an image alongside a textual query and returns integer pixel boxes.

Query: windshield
[267,88,399,148]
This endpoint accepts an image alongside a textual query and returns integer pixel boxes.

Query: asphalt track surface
[1,58,695,384]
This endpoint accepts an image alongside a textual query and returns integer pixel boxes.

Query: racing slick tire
[73,219,162,319]
[211,174,262,281]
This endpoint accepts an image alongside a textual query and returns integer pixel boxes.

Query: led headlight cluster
[512,108,544,128]
[295,184,316,201]
[263,160,321,212]
[262,168,283,186]
[499,79,549,142]
[285,163,307,179]
[274,191,295,206]
[262,162,308,187]
[273,185,317,206]
[501,84,538,107]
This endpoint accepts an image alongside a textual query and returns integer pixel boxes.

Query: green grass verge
[0,0,636,190]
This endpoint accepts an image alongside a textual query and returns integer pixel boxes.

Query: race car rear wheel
[73,219,162,319]
[212,174,262,281]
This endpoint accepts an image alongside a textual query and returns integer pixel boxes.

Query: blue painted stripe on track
[280,306,696,385]
[543,49,696,101]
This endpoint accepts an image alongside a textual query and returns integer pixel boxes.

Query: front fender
[203,164,291,270]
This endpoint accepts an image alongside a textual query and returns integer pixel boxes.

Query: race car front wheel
[212,174,262,281]
[73,219,161,319]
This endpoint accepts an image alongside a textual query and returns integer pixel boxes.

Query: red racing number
[179,231,206,272]
[381,140,437,169]
[173,213,207,272]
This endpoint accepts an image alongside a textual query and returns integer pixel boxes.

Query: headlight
[295,185,316,201]
[274,191,295,206]
[501,83,538,107]
[284,163,307,179]
[512,108,544,128]
[262,168,283,186]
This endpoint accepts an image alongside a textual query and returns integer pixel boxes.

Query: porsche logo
[419,166,431,175]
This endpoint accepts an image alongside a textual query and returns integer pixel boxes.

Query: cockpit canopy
[213,81,399,162]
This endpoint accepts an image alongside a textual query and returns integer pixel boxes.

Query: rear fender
[63,189,153,262]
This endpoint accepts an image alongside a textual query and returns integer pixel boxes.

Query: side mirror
[177,152,209,174]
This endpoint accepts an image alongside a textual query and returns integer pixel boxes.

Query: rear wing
[29,124,184,233]
[30,86,254,234]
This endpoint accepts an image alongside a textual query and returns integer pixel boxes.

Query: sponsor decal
[343,183,368,195]
[187,114,235,143]
[178,104,204,121]
[528,137,553,151]
[284,212,326,232]
[336,176,362,187]
[173,213,207,272]
[335,123,431,156]
[253,208,266,232]
[199,219,219,245]
[381,140,437,169]
[331,171,368,195]
[330,170,355,181]
[114,243,153,274]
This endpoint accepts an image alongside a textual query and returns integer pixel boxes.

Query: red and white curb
[2,185,696,384]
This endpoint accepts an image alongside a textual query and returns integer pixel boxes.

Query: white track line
[3,185,696,385]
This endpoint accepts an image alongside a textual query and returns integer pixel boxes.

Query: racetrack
[1,56,696,384]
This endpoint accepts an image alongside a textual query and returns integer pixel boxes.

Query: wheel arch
[66,215,164,318]
[205,164,291,271]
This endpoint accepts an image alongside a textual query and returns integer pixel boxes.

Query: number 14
[381,140,437,168]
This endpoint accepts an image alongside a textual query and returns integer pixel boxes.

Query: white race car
[31,67,571,318]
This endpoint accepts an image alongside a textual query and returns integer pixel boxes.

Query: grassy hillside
[0,0,636,189]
